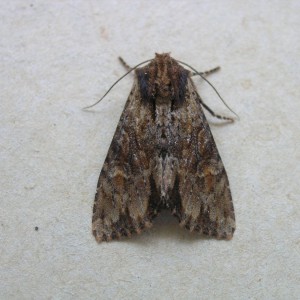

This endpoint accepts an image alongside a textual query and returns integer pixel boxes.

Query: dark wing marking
[173,79,235,239]
[92,81,156,242]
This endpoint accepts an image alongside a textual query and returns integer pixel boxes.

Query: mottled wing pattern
[173,79,235,239]
[92,82,156,242]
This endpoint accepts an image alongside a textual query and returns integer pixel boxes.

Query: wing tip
[92,219,153,243]
[179,217,236,240]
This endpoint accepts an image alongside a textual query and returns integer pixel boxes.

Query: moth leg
[192,66,220,77]
[118,57,132,71]
[198,96,234,122]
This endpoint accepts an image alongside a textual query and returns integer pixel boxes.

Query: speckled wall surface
[1,1,299,299]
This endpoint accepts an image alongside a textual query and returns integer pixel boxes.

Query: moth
[91,53,235,242]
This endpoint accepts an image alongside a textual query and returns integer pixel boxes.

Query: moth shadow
[208,119,235,127]
[120,211,211,246]
[81,108,103,114]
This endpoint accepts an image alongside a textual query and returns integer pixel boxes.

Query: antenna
[176,60,239,120]
[83,59,152,109]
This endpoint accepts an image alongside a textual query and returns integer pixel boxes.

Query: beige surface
[1,1,300,299]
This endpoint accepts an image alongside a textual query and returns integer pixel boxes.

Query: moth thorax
[158,86,172,98]
[155,96,172,105]
[155,77,173,98]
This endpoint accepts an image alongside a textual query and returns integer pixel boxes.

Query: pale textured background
[1,1,299,299]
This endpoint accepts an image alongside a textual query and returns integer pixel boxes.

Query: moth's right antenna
[83,59,152,109]
[177,60,240,120]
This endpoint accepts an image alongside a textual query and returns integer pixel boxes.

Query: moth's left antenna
[83,59,152,110]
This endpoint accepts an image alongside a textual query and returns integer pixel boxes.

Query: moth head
[136,53,190,106]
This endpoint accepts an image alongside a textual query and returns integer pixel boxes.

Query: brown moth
[92,53,235,242]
